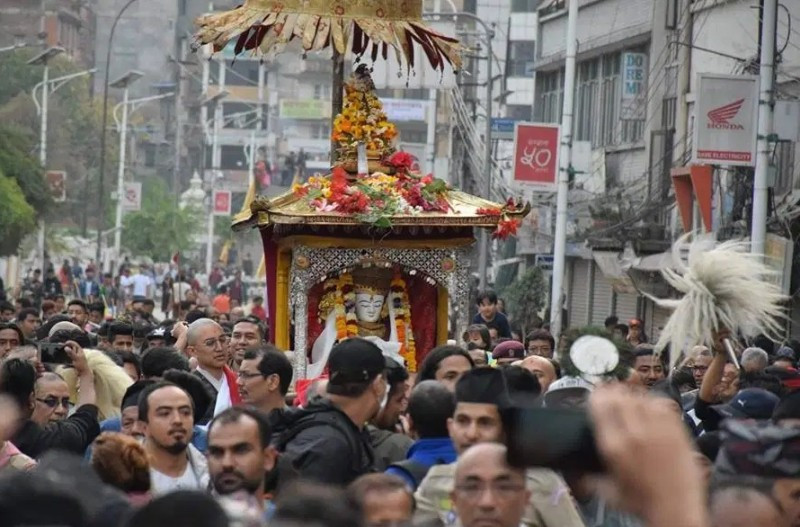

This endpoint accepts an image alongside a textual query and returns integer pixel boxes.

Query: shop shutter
[615,291,639,324]
[569,258,591,328]
[591,263,614,326]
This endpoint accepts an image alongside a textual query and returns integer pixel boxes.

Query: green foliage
[501,265,547,337]
[122,178,201,261]
[0,50,117,233]
[0,172,36,256]
[0,124,51,215]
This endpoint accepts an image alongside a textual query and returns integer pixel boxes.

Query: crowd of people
[0,277,798,527]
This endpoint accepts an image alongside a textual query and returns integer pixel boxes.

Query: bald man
[451,444,531,527]
[187,318,239,424]
[519,356,557,392]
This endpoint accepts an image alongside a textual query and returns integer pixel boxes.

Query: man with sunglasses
[31,372,73,426]
[5,341,100,458]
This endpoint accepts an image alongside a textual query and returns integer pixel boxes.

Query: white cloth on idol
[307,303,405,379]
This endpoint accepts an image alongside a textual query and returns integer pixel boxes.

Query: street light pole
[28,47,65,270]
[97,0,139,265]
[206,97,222,276]
[549,0,579,340]
[423,12,495,290]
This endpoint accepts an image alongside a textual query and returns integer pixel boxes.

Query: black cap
[455,368,511,407]
[328,338,385,386]
[121,379,156,410]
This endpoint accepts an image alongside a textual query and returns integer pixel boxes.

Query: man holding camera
[3,340,100,458]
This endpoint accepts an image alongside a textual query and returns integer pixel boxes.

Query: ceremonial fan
[649,234,786,370]
[194,0,462,72]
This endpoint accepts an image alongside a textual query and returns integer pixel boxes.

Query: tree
[0,124,51,216]
[122,177,201,261]
[501,265,547,339]
[0,172,36,256]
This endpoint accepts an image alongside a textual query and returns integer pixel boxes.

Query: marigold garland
[332,72,397,155]
[390,272,417,372]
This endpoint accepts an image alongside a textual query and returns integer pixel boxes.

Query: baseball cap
[544,376,593,408]
[146,326,167,340]
[492,340,525,360]
[714,420,800,478]
[712,388,780,420]
[48,321,82,338]
[328,338,386,386]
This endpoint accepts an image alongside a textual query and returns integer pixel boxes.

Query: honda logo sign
[693,74,758,166]
[513,123,559,191]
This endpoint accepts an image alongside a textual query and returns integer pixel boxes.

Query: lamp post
[201,90,229,277]
[28,47,65,269]
[424,12,494,290]
[97,0,140,263]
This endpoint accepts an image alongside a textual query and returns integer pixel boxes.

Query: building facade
[0,0,96,69]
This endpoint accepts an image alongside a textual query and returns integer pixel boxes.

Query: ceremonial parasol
[194,0,462,72]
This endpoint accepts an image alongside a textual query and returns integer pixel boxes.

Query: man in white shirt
[131,265,154,298]
[139,381,209,495]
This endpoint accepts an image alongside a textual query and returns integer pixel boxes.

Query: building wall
[0,0,96,69]
[93,0,178,97]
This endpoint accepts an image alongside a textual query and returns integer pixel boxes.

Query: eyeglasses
[455,481,526,499]
[36,397,73,409]
[237,371,264,380]
[202,336,229,348]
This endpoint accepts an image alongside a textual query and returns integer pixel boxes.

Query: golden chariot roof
[234,176,530,233]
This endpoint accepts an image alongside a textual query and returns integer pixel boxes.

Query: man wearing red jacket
[187,318,241,425]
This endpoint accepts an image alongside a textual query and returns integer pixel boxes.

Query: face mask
[378,381,389,413]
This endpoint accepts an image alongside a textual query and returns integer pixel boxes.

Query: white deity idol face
[355,293,386,323]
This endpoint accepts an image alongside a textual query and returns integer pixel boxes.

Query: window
[507,104,532,121]
[512,0,541,12]
[221,145,248,170]
[535,70,562,123]
[661,97,676,131]
[313,84,331,100]
[222,103,259,129]
[665,0,679,29]
[575,58,599,143]
[508,41,536,77]
[226,61,260,86]
[311,123,330,140]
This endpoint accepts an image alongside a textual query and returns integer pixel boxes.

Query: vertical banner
[213,189,232,216]
[692,74,758,166]
[512,123,560,191]
[621,52,648,120]
[122,182,142,212]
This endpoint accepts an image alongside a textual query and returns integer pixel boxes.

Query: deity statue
[308,266,414,378]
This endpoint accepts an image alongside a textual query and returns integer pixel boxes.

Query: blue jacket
[385,437,457,489]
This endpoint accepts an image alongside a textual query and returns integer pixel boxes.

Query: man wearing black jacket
[273,338,387,486]
[1,343,100,458]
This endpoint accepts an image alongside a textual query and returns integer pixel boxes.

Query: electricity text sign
[693,74,758,166]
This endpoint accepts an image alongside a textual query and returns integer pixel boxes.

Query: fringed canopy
[195,0,462,72]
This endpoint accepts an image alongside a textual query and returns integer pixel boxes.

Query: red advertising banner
[213,189,232,216]
[513,123,559,191]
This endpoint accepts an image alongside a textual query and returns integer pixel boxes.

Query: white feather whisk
[650,234,786,370]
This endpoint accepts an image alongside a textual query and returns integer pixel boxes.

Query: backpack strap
[388,459,432,488]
